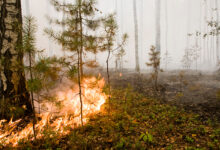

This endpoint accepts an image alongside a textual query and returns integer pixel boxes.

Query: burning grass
[1,78,220,149]
[63,87,220,149]
[0,76,107,148]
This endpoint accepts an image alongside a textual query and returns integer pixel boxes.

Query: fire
[0,77,107,147]
[119,73,123,77]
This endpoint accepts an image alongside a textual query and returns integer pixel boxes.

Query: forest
[0,0,220,149]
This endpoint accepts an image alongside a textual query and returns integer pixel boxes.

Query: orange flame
[0,77,107,147]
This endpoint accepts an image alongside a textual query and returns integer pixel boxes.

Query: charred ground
[111,70,220,122]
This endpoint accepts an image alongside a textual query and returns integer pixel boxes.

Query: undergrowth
[7,86,220,149]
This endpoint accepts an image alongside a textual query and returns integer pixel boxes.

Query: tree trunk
[155,0,161,54]
[199,0,202,64]
[78,0,83,126]
[0,0,32,120]
[28,47,36,139]
[133,0,140,72]
[210,0,214,65]
[165,0,168,70]
[203,0,208,62]
[77,49,83,126]
[79,0,83,78]
[216,0,219,63]
[115,0,118,72]
[140,0,143,70]
[106,49,111,113]
[62,0,66,56]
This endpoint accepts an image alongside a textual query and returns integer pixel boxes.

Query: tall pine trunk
[62,0,66,56]
[133,0,140,72]
[0,0,32,120]
[78,0,83,126]
[78,0,83,78]
[106,49,111,113]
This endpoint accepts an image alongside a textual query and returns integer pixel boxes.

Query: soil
[108,70,220,122]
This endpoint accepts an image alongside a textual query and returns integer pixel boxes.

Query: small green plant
[208,142,215,149]
[186,147,204,150]
[197,125,207,135]
[116,120,125,131]
[115,138,126,149]
[185,136,194,143]
[214,128,220,137]
[139,131,153,144]
[166,144,173,150]
[176,92,184,98]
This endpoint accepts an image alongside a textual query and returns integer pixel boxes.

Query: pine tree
[103,14,127,112]
[46,0,104,78]
[22,16,37,138]
[23,16,63,122]
[146,46,161,91]
[45,0,107,126]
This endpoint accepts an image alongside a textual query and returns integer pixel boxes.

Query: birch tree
[0,0,33,120]
[133,0,140,72]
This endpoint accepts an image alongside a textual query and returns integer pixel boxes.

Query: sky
[21,0,219,70]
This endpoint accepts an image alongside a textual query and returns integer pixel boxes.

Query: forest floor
[3,70,220,149]
[110,70,220,122]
